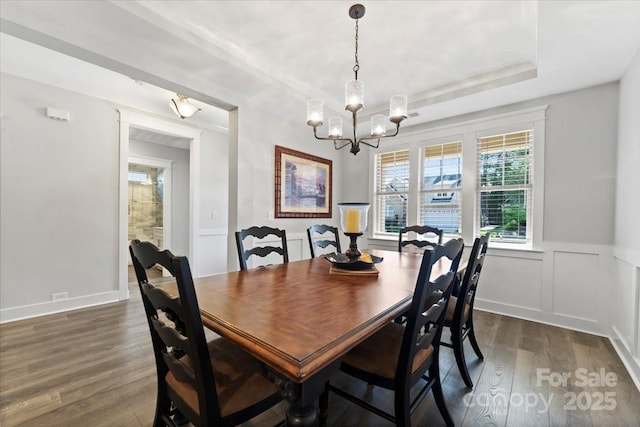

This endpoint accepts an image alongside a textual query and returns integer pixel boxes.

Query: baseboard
[475,301,640,393]
[0,291,122,324]
[474,299,606,337]
[610,327,640,393]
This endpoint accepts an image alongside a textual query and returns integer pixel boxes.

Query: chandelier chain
[353,19,359,79]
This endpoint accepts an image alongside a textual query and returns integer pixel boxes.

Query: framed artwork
[275,145,332,218]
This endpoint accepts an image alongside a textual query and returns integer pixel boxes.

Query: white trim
[610,328,640,392]
[0,292,120,324]
[199,228,229,237]
[473,306,605,337]
[189,132,201,275]
[388,105,549,146]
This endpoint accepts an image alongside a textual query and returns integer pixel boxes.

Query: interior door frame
[118,109,202,299]
[128,155,173,266]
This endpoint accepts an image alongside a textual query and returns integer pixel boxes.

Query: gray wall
[228,98,345,270]
[1,73,119,308]
[0,72,231,318]
[542,83,618,245]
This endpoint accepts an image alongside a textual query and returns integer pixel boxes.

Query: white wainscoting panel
[609,247,640,391]
[612,256,636,352]
[287,232,306,261]
[476,250,544,312]
[197,228,228,277]
[551,251,599,321]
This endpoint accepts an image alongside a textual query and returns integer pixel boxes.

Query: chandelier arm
[334,139,355,151]
[358,122,402,147]
[358,138,380,149]
[311,125,354,150]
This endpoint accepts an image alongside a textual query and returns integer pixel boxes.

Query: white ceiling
[1,0,640,129]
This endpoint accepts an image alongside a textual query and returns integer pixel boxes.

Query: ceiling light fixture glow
[170,94,201,119]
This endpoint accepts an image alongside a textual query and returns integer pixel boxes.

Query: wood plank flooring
[1,290,639,426]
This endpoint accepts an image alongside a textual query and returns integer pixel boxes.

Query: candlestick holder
[338,202,371,261]
[344,232,363,260]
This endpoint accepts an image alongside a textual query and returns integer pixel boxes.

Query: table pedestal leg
[286,403,319,427]
[267,367,335,427]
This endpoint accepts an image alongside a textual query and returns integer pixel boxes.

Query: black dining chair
[398,225,444,253]
[320,238,464,427]
[235,226,289,271]
[441,234,490,388]
[307,224,341,258]
[129,240,282,426]
[395,237,465,325]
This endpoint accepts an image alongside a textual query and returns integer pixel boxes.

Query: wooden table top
[159,249,460,383]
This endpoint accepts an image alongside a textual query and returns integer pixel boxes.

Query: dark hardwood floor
[1,285,639,426]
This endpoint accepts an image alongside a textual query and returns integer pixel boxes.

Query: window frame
[368,105,547,251]
[476,130,533,246]
[372,149,411,237]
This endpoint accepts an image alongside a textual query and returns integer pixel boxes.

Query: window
[477,130,533,244]
[421,142,462,234]
[374,149,409,233]
[369,105,546,249]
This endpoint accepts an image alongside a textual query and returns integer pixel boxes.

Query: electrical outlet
[268,210,274,220]
[52,292,68,302]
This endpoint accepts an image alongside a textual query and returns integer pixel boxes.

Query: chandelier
[306,4,407,155]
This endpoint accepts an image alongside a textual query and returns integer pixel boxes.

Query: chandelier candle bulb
[371,114,386,136]
[345,79,364,112]
[307,100,324,125]
[329,117,343,138]
[389,94,408,122]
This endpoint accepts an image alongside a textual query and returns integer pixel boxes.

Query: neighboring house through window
[374,149,410,233]
[421,141,463,234]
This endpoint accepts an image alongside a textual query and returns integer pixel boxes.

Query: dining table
[159,248,466,426]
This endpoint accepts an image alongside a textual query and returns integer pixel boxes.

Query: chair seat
[445,295,470,322]
[343,322,434,380]
[166,337,279,417]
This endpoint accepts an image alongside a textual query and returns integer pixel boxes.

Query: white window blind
[477,130,533,244]
[420,141,462,234]
[374,149,410,234]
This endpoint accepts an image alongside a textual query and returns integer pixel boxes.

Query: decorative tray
[323,252,384,271]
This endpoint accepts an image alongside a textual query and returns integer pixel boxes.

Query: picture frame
[275,145,332,218]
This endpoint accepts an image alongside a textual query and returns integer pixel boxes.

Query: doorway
[118,110,202,300]
[127,159,172,284]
